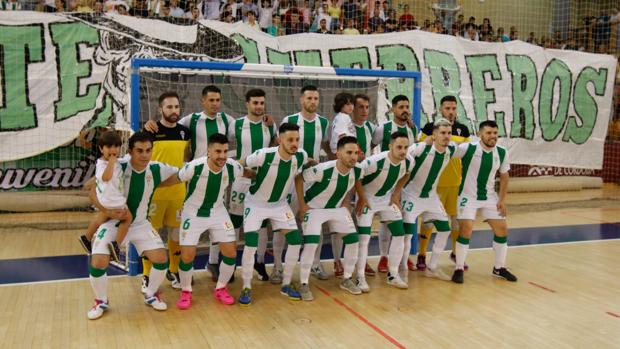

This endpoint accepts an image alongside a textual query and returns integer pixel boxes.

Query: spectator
[278,0,290,18]
[463,23,479,40]
[526,31,537,44]
[1,0,22,10]
[342,0,357,22]
[221,10,234,22]
[130,0,149,16]
[342,18,359,34]
[241,0,258,21]
[186,2,203,20]
[258,0,279,32]
[169,0,185,17]
[285,8,309,34]
[159,1,171,17]
[316,17,332,33]
[314,2,332,31]
[367,6,384,33]
[298,0,312,25]
[454,13,465,34]
[497,27,510,42]
[374,22,385,33]
[594,11,611,52]
[50,0,64,10]
[198,0,220,20]
[384,8,397,32]
[509,26,519,40]
[610,8,619,54]
[479,18,493,37]
[244,10,261,30]
[398,4,415,30]
[116,2,128,14]
[267,13,281,35]
[467,16,477,30]
[326,0,343,31]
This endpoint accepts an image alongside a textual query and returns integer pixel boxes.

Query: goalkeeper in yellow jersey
[417,95,470,270]
[143,92,190,291]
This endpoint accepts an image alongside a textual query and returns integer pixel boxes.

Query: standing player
[451,121,517,284]
[87,132,178,320]
[372,95,418,274]
[160,134,247,308]
[356,132,413,291]
[142,91,190,292]
[418,95,471,271]
[393,119,456,283]
[281,85,330,280]
[295,136,364,300]
[237,123,309,306]
[228,89,277,282]
[329,94,376,278]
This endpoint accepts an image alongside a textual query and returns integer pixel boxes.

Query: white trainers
[87,299,109,320]
[340,278,362,295]
[356,277,370,293]
[166,271,181,290]
[424,267,451,281]
[310,264,329,280]
[140,275,149,294]
[387,274,408,289]
[144,292,167,311]
[270,268,283,285]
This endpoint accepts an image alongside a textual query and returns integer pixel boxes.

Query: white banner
[0,13,616,169]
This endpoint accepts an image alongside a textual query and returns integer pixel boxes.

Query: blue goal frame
[128,58,423,275]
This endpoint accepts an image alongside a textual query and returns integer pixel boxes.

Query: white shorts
[92,220,165,256]
[179,206,236,246]
[356,196,402,228]
[457,195,505,221]
[302,207,356,236]
[229,177,251,216]
[401,194,449,224]
[243,198,299,232]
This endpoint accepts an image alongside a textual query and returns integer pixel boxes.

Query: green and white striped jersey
[281,113,329,160]
[179,111,236,160]
[246,146,308,204]
[354,120,376,157]
[404,143,456,199]
[179,158,244,217]
[359,151,413,198]
[119,160,178,224]
[228,116,277,161]
[372,120,418,151]
[454,142,510,200]
[302,160,364,209]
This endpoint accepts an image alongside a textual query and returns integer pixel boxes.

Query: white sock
[493,241,508,269]
[331,234,344,262]
[256,228,267,263]
[241,246,257,289]
[313,234,323,266]
[343,242,358,279]
[273,231,285,270]
[455,241,469,270]
[388,235,405,276]
[299,243,318,284]
[429,231,450,270]
[378,223,390,257]
[146,266,166,298]
[401,234,412,271]
[357,234,371,277]
[216,260,235,289]
[209,244,219,265]
[282,244,301,285]
[179,267,193,292]
[89,274,108,302]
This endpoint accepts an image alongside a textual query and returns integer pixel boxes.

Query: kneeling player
[451,121,517,284]
[295,136,364,300]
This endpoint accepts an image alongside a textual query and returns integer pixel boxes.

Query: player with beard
[141,92,190,292]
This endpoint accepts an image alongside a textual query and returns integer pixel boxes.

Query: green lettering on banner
[423,49,470,131]
[0,24,44,131]
[506,55,537,140]
[538,58,572,142]
[564,67,607,144]
[49,22,100,122]
[329,48,370,69]
[231,34,259,63]
[376,44,428,124]
[294,50,321,66]
[465,54,506,136]
[267,47,291,65]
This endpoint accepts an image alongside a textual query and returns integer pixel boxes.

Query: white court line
[1,238,619,287]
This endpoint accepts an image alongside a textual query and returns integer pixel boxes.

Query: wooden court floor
[0,188,619,349]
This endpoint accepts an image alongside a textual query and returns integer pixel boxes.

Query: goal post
[127,58,423,276]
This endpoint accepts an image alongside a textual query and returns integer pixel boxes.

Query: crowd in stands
[2,0,618,53]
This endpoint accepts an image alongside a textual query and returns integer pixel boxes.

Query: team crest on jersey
[146,173,153,185]
[180,130,186,139]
